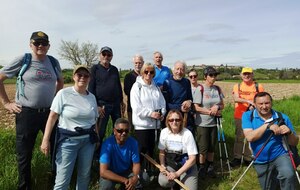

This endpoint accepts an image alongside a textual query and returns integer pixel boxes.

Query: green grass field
[1,96,300,189]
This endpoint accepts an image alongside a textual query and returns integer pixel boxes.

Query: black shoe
[243,159,252,166]
[230,158,241,167]
[198,165,206,179]
[206,164,216,178]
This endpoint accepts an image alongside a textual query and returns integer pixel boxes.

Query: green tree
[59,40,98,67]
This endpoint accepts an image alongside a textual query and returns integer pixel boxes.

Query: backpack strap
[238,82,259,93]
[16,53,32,99]
[48,55,59,79]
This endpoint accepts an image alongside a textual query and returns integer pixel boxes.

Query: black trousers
[15,107,55,190]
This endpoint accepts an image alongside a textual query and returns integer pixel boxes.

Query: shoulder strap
[254,82,259,92]
[16,53,32,99]
[47,55,59,79]
[199,84,204,96]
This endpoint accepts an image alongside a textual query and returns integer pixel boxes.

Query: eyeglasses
[102,52,112,57]
[189,75,198,79]
[208,74,217,77]
[32,41,49,47]
[76,73,90,78]
[115,128,130,134]
[144,70,154,75]
[242,72,252,75]
[168,118,181,122]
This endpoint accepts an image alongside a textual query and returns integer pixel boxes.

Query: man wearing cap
[153,51,171,89]
[230,67,264,167]
[0,31,64,189]
[88,46,124,146]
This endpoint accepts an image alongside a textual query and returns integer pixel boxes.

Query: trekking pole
[216,117,224,176]
[231,132,274,190]
[218,116,231,176]
[282,134,300,185]
[240,138,247,168]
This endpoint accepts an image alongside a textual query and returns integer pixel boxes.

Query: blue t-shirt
[100,135,140,174]
[153,65,171,87]
[242,109,295,164]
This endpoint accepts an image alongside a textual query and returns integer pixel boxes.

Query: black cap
[203,66,220,75]
[30,31,49,42]
[100,46,113,55]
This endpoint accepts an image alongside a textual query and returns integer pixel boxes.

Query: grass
[1,96,300,189]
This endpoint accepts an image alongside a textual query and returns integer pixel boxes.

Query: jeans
[97,102,121,141]
[54,136,95,190]
[15,108,54,190]
[253,154,295,190]
[99,172,141,190]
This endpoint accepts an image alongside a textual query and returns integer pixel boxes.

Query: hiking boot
[230,158,241,167]
[198,165,206,179]
[206,164,216,178]
[243,159,252,166]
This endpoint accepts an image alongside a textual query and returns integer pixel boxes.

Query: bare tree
[59,40,98,67]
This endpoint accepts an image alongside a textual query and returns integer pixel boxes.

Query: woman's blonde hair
[140,62,155,76]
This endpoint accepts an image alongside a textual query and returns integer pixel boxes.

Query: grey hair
[173,60,187,71]
[132,54,144,62]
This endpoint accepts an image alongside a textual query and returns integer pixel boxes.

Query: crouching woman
[158,109,198,190]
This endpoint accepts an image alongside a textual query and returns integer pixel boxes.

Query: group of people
[0,31,299,190]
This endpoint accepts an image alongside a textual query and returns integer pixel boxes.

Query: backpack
[198,84,222,101]
[250,110,300,166]
[16,53,59,99]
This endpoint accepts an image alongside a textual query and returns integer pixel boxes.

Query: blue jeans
[253,154,295,190]
[54,136,95,190]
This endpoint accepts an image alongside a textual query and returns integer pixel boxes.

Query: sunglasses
[189,75,198,79]
[144,70,154,75]
[208,74,217,77]
[102,52,112,57]
[76,73,90,78]
[115,128,130,134]
[168,118,181,122]
[32,41,49,47]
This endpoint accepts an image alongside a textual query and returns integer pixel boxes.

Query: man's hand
[166,171,179,180]
[279,124,292,135]
[4,102,22,113]
[98,106,105,118]
[124,175,138,190]
[181,100,192,112]
[269,124,282,135]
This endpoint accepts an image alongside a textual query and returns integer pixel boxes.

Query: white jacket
[130,76,166,130]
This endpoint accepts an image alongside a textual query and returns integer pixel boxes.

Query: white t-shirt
[51,86,99,131]
[158,127,198,155]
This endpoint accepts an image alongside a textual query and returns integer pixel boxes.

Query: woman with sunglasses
[130,63,166,170]
[40,65,99,189]
[158,109,198,190]
[193,66,224,179]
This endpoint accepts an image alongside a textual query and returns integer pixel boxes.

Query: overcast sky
[0,0,299,69]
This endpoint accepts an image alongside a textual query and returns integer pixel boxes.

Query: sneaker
[206,164,216,178]
[198,165,206,179]
[230,158,241,167]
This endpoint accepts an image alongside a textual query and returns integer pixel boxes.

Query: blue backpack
[16,53,59,99]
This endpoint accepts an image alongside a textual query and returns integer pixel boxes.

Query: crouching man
[99,118,141,190]
[242,92,299,190]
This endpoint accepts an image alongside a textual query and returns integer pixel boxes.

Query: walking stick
[182,112,188,128]
[282,135,300,185]
[240,138,247,168]
[217,117,231,176]
[141,153,190,190]
[216,118,224,176]
[231,132,274,190]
